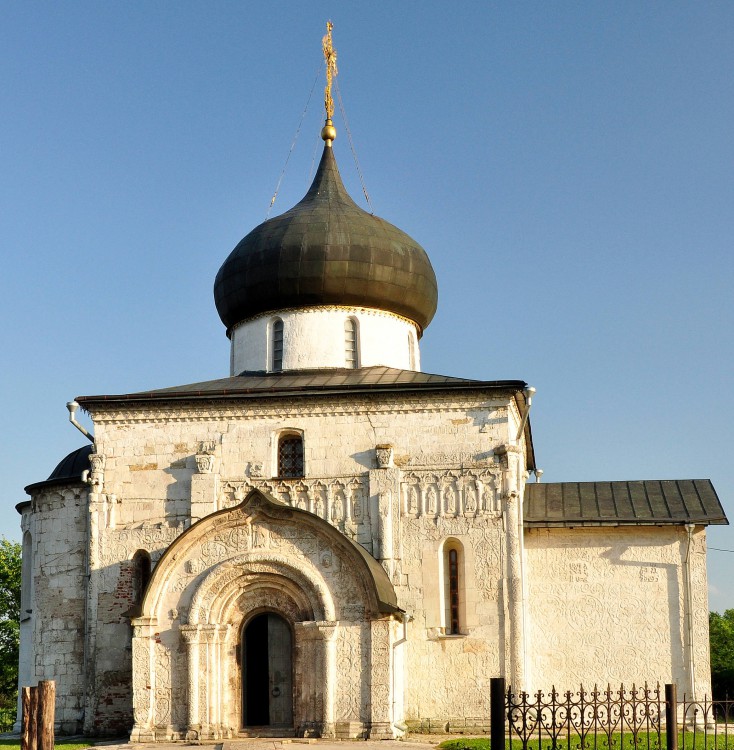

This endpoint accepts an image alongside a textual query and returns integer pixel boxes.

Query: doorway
[242,613,293,728]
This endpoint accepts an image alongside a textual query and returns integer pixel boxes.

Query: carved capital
[88,452,106,486]
[198,440,216,454]
[179,625,200,645]
[295,621,338,642]
[194,453,215,474]
[494,444,520,469]
[375,444,394,469]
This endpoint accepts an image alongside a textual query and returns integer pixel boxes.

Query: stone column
[180,625,201,739]
[216,624,231,737]
[130,617,158,742]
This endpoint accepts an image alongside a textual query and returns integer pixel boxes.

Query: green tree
[0,538,21,707]
[709,609,734,698]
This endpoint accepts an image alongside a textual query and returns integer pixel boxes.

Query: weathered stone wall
[85,389,521,736]
[25,383,713,738]
[525,525,712,697]
[27,485,88,734]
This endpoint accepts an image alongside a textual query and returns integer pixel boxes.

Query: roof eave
[524,518,729,528]
[76,379,529,409]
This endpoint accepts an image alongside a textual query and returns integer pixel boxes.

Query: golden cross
[322,21,338,120]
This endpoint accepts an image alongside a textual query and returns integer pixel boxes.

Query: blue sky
[1,3,732,609]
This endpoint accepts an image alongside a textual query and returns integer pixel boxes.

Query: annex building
[17,87,727,739]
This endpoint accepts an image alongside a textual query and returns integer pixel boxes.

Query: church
[17,29,727,741]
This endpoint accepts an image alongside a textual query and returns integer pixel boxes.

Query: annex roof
[524,479,728,527]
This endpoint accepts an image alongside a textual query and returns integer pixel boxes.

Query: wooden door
[267,614,293,726]
[243,613,293,727]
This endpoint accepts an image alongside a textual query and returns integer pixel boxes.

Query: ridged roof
[214,146,438,331]
[524,479,728,526]
[24,444,92,494]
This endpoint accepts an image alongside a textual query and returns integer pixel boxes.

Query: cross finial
[321,21,338,145]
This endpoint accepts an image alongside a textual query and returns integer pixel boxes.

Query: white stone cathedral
[17,114,726,740]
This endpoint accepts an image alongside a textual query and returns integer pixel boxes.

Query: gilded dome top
[213,145,438,332]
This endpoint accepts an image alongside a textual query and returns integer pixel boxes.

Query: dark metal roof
[76,366,526,403]
[24,444,92,495]
[214,145,438,332]
[524,480,728,527]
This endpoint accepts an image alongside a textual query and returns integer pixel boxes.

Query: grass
[439,732,734,750]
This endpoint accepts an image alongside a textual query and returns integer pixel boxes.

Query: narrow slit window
[345,318,359,368]
[408,331,416,370]
[278,434,304,478]
[272,319,284,372]
[132,550,152,606]
[448,548,460,634]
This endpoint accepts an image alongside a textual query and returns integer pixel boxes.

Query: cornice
[86,391,515,425]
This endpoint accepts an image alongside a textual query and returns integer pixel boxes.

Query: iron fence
[489,680,734,750]
[680,693,734,750]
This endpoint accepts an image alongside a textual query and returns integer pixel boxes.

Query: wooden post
[37,681,55,750]
[665,683,678,750]
[28,685,38,750]
[21,687,35,750]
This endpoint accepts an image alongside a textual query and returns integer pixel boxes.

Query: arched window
[132,550,152,607]
[278,433,304,478]
[271,318,284,372]
[441,539,464,635]
[344,317,359,368]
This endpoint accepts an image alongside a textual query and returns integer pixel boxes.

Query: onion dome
[214,143,438,333]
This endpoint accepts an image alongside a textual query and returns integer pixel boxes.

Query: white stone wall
[84,389,521,734]
[229,306,421,374]
[24,485,89,734]
[25,382,715,737]
[525,525,712,697]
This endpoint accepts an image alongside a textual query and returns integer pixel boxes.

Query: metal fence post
[490,677,506,750]
[665,683,678,750]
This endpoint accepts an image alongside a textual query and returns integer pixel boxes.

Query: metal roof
[524,480,728,527]
[76,366,527,403]
[214,145,438,332]
[24,444,92,494]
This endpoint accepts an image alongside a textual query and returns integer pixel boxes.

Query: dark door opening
[242,613,293,728]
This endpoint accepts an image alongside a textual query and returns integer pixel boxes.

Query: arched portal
[242,612,293,729]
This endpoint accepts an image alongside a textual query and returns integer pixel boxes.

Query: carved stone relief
[221,476,371,542]
[400,470,500,518]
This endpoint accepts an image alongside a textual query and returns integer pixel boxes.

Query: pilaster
[369,449,401,580]
[130,617,158,742]
[294,621,337,738]
[368,618,393,739]
[191,443,219,521]
[496,443,527,692]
